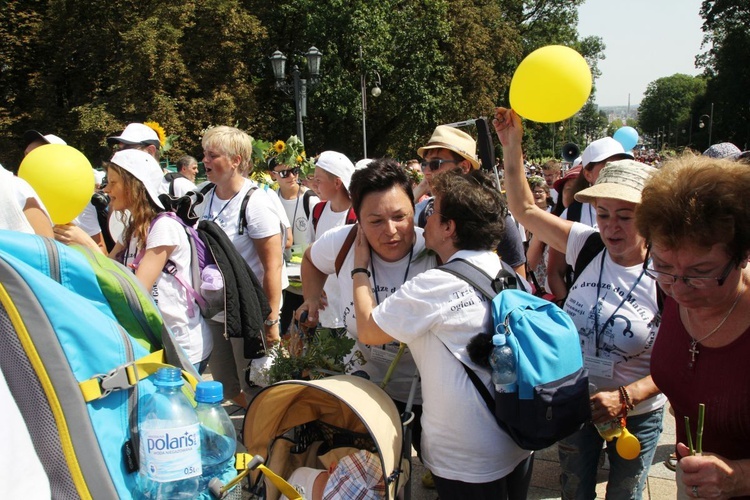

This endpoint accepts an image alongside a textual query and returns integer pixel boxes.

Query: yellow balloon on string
[509,45,592,123]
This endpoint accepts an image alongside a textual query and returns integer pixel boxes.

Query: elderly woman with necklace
[637,154,750,499]
[494,107,665,499]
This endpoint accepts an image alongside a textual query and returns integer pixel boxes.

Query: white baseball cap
[315,151,355,190]
[107,123,160,147]
[109,149,165,209]
[23,130,67,147]
[581,137,633,168]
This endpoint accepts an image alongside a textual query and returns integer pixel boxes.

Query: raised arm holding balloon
[495,106,665,499]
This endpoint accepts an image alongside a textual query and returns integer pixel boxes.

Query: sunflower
[144,121,167,146]
[296,155,303,164]
[273,140,286,153]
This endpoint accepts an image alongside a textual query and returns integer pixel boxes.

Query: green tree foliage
[696,0,750,148]
[637,74,707,142]
[0,0,605,169]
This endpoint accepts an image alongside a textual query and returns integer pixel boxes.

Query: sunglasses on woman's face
[273,167,300,178]
[421,158,459,172]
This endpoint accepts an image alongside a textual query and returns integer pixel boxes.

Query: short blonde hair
[202,126,254,175]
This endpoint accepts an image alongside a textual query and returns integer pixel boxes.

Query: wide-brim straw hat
[417,125,480,170]
[575,160,657,205]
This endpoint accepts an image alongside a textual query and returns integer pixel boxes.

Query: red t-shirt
[651,296,750,462]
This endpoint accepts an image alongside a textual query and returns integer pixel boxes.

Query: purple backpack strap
[132,212,206,318]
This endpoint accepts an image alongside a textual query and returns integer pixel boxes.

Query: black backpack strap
[302,189,313,219]
[237,186,259,235]
[439,258,521,299]
[572,232,606,285]
[440,342,495,418]
[567,200,583,223]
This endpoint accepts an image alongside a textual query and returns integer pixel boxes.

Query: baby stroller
[242,375,411,499]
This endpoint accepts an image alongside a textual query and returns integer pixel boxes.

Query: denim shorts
[558,406,665,499]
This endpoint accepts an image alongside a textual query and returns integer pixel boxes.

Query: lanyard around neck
[370,245,414,305]
[592,249,645,356]
[208,188,241,223]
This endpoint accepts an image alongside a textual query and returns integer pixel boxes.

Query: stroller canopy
[243,375,404,496]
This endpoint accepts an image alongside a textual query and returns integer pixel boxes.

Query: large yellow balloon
[510,45,592,123]
[19,144,94,224]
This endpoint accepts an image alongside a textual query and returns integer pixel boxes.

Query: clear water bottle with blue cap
[195,381,236,491]
[489,333,517,393]
[137,367,202,499]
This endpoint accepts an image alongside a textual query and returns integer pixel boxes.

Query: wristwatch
[264,318,279,327]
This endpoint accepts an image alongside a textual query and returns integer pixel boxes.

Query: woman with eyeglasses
[494,107,665,500]
[637,155,750,499]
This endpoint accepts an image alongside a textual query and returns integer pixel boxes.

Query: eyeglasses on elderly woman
[642,246,736,288]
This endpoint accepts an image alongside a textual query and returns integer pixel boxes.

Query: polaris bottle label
[140,423,202,482]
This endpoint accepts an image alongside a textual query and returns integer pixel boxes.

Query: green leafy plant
[263,328,364,384]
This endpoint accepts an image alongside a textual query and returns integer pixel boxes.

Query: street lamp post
[360,46,382,159]
[698,102,714,148]
[270,47,323,145]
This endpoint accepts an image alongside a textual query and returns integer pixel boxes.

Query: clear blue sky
[577,0,706,108]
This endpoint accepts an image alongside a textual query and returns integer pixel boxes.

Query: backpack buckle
[96,362,137,398]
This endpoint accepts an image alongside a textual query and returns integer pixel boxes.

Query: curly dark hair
[349,158,414,218]
[430,169,506,251]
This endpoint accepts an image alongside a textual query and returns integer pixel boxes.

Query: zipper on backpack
[41,237,61,283]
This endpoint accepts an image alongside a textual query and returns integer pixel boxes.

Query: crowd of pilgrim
[3,110,750,500]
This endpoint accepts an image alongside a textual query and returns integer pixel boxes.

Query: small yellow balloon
[18,144,94,224]
[509,45,593,123]
[616,427,641,460]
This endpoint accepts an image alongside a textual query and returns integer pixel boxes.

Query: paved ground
[215,375,677,499]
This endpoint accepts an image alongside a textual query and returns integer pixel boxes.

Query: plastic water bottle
[137,368,202,499]
[195,381,236,491]
[489,333,517,393]
[588,382,624,441]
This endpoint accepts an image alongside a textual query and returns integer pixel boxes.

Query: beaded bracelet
[618,385,635,411]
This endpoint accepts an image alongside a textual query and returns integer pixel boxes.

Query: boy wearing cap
[107,123,196,198]
[307,151,356,243]
[306,151,356,331]
[415,125,527,278]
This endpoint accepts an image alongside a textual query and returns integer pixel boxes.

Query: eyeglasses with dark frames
[421,158,459,172]
[273,167,300,178]
[642,246,736,288]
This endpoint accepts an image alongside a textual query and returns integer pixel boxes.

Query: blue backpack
[440,258,590,450]
[0,231,238,498]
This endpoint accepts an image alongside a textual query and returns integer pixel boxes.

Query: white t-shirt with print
[195,180,288,303]
[308,202,355,328]
[563,223,666,416]
[372,250,530,483]
[276,189,319,258]
[121,216,212,364]
[310,225,437,403]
